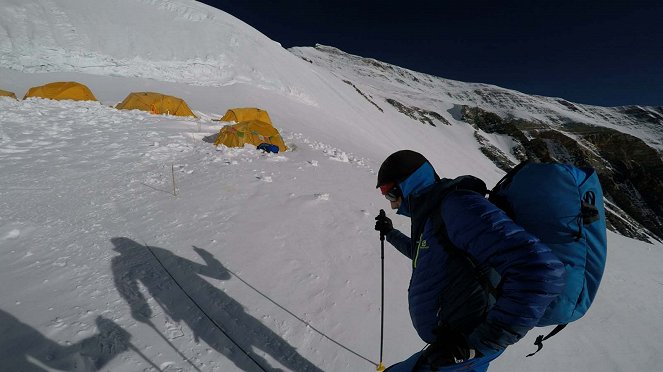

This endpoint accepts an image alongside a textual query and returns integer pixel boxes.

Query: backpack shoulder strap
[432,185,501,299]
[435,216,501,299]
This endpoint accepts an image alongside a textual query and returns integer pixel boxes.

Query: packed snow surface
[2,86,662,372]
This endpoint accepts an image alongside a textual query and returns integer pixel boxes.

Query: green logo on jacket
[413,234,429,268]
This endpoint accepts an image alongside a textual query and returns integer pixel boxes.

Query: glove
[374,213,393,235]
[423,325,479,369]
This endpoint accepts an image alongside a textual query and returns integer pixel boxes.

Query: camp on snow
[214,119,287,153]
[0,89,17,99]
[115,92,197,117]
[220,107,273,125]
[23,81,97,101]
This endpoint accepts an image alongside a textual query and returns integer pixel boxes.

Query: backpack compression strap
[526,324,567,357]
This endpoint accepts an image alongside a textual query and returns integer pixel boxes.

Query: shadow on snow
[0,309,131,371]
[110,237,321,372]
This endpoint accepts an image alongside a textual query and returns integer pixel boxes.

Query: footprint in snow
[314,193,330,201]
[256,176,273,182]
[2,229,20,240]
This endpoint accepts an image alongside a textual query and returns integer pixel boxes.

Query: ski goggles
[383,184,402,202]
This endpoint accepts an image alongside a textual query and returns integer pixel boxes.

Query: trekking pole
[128,342,163,371]
[377,209,386,371]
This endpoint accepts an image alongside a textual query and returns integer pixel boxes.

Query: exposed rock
[342,80,383,112]
[461,105,663,243]
[473,131,516,172]
[557,99,581,112]
[618,106,663,126]
[460,106,528,160]
[386,98,451,126]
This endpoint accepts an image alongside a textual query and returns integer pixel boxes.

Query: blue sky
[200,1,662,107]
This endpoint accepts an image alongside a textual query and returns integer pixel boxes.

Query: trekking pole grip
[379,209,386,242]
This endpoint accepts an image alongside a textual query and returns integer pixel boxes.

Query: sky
[200,0,663,107]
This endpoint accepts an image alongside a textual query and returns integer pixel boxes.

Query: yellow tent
[23,81,97,101]
[115,92,197,117]
[220,107,272,125]
[0,89,17,99]
[214,120,287,152]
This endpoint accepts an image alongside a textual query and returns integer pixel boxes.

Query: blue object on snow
[257,143,279,153]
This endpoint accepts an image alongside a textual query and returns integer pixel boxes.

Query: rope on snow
[141,241,269,372]
[142,241,378,369]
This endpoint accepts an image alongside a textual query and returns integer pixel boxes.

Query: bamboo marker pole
[171,163,177,197]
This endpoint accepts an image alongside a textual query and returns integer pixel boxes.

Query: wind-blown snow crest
[0,0,319,104]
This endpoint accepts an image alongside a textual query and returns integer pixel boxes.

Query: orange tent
[0,89,17,99]
[214,120,287,152]
[24,82,97,101]
[116,92,196,117]
[220,108,272,125]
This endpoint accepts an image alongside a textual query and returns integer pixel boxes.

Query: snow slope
[290,44,663,150]
[0,0,297,91]
[1,1,662,371]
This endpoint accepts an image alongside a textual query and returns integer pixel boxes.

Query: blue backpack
[488,161,608,355]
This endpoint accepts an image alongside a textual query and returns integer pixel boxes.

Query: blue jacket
[386,164,566,355]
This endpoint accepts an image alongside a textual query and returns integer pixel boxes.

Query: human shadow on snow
[0,309,131,371]
[110,237,321,372]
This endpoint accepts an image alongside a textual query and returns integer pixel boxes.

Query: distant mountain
[290,45,663,242]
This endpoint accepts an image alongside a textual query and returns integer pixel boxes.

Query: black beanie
[376,150,437,188]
